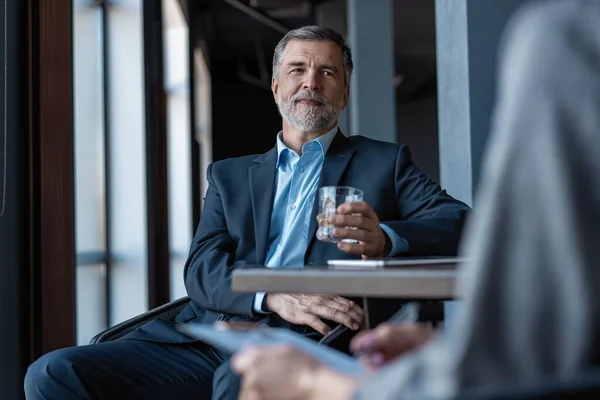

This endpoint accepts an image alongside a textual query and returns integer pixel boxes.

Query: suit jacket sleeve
[381,145,470,255]
[183,163,257,317]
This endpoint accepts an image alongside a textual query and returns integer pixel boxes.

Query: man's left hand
[328,202,387,259]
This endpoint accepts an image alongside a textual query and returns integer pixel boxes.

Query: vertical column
[143,0,171,308]
[436,0,529,205]
[346,0,396,143]
[435,0,528,330]
[435,0,472,205]
[31,0,77,357]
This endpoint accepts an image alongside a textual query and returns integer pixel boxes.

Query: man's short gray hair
[272,25,353,85]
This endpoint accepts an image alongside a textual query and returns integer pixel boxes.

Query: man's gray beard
[276,93,340,132]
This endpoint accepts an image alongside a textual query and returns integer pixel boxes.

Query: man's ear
[271,78,279,102]
[341,85,350,111]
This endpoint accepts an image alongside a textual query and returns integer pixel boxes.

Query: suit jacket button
[308,261,314,265]
[216,314,225,322]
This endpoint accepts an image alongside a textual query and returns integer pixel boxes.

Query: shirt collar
[275,126,338,168]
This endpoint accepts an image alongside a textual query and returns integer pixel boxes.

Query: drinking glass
[316,186,364,243]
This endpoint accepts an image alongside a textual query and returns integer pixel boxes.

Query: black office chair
[89,296,445,345]
[455,368,600,399]
[89,296,190,344]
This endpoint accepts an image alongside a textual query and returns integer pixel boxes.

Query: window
[73,0,107,345]
[163,0,192,300]
[105,0,148,326]
[73,0,208,344]
[73,0,149,344]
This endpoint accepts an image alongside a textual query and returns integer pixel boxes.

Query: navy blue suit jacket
[126,132,469,343]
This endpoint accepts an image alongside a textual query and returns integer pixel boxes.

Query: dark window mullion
[143,0,170,309]
[76,251,108,266]
[100,0,112,328]
[187,0,201,233]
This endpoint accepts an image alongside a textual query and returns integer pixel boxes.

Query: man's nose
[302,71,321,91]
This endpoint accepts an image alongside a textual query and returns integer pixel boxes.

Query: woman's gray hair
[272,25,353,85]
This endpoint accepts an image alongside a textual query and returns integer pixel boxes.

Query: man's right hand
[265,293,364,335]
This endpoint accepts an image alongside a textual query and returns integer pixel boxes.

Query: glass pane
[107,0,148,325]
[194,48,212,200]
[73,2,105,254]
[164,0,192,300]
[170,255,188,300]
[76,264,108,345]
[163,0,189,93]
[167,95,192,249]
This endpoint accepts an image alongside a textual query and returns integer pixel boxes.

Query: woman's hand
[350,323,435,370]
[232,345,357,400]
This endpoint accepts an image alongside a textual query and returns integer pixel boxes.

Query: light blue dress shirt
[253,128,408,313]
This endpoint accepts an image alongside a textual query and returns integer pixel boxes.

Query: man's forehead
[282,40,343,64]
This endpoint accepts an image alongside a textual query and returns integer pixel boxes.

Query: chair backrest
[456,369,600,400]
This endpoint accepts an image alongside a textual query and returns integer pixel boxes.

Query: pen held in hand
[352,302,421,358]
[387,302,420,324]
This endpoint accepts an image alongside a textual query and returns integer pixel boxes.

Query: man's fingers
[332,227,369,241]
[311,305,360,330]
[327,295,355,308]
[303,314,332,336]
[312,295,364,326]
[312,295,363,320]
[329,214,375,231]
[321,295,365,324]
[337,201,378,219]
[337,241,367,256]
[329,297,364,322]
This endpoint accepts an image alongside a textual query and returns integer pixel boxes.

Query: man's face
[272,40,349,133]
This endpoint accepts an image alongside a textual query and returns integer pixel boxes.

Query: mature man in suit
[25,26,468,400]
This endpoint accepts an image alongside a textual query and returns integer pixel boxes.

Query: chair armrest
[89,296,190,344]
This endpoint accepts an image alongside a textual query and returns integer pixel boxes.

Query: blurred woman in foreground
[232,1,600,398]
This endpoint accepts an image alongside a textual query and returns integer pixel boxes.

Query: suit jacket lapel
[249,148,277,264]
[305,131,356,259]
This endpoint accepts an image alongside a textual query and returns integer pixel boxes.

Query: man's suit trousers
[24,339,239,400]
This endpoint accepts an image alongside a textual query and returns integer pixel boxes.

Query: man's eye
[323,71,333,76]
[290,68,302,73]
